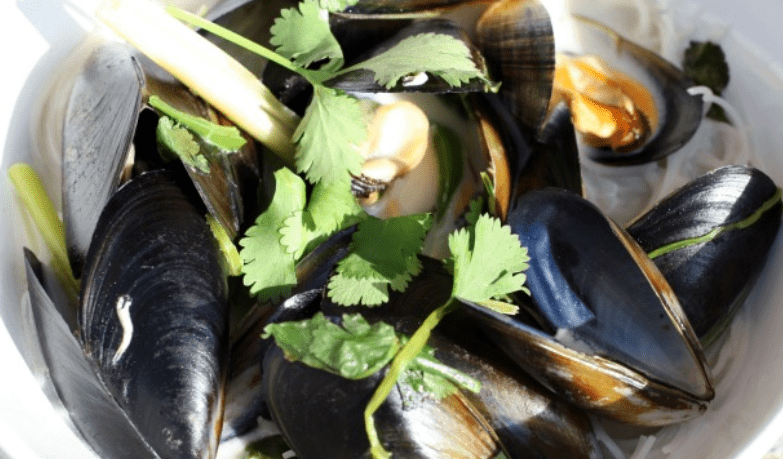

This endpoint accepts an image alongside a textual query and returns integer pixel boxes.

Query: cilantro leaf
[327,254,422,306]
[280,179,365,258]
[262,312,480,397]
[263,313,401,379]
[270,0,344,72]
[156,116,210,173]
[148,96,246,152]
[294,85,366,184]
[327,214,430,306]
[683,41,730,123]
[449,213,530,307]
[239,168,306,302]
[346,33,492,90]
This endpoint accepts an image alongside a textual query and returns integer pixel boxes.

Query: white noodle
[628,435,658,459]
[591,416,627,459]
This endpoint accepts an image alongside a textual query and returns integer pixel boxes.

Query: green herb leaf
[449,213,530,305]
[683,41,730,123]
[263,313,401,379]
[344,33,492,90]
[148,95,246,152]
[156,116,210,173]
[270,0,344,72]
[294,85,366,184]
[239,168,306,302]
[683,41,729,94]
[280,179,365,258]
[328,255,423,306]
[327,214,431,306]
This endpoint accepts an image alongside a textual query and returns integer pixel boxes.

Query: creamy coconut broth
[16,0,781,458]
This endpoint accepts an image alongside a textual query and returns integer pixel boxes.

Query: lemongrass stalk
[9,163,79,302]
[97,0,298,162]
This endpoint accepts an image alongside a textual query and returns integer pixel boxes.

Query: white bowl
[2,1,783,458]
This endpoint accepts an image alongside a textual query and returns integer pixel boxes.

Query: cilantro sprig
[239,168,363,302]
[167,0,492,185]
[361,211,529,459]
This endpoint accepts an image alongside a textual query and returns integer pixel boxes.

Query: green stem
[9,163,79,302]
[648,187,783,259]
[364,298,459,459]
[206,215,243,276]
[165,6,304,78]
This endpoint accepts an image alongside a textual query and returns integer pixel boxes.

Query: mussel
[261,258,603,459]
[59,33,261,278]
[464,188,714,426]
[475,0,555,136]
[550,16,703,165]
[25,171,230,459]
[627,165,783,343]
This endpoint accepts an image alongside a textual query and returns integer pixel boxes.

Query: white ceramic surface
[2,1,782,458]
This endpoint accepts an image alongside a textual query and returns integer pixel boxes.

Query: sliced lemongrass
[9,163,79,301]
[97,0,298,161]
[207,214,242,276]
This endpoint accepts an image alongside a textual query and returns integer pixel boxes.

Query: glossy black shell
[627,165,782,342]
[79,171,229,459]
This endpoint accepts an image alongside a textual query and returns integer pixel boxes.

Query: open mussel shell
[627,165,783,343]
[62,40,143,277]
[464,188,713,426]
[79,171,229,459]
[559,16,703,165]
[475,0,555,135]
[61,36,258,273]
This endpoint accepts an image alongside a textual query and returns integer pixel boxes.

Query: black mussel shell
[429,320,603,459]
[80,171,229,459]
[475,0,555,134]
[62,41,143,278]
[627,165,782,343]
[262,342,504,459]
[221,227,355,442]
[463,188,713,426]
[24,249,159,459]
[319,259,603,458]
[338,0,480,16]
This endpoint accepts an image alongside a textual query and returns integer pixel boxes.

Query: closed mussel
[464,188,714,426]
[627,165,782,344]
[79,171,229,459]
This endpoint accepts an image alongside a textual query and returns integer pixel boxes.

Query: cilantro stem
[364,298,459,459]
[164,6,304,78]
[148,96,246,152]
[97,0,298,161]
[9,163,79,303]
[647,187,783,259]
